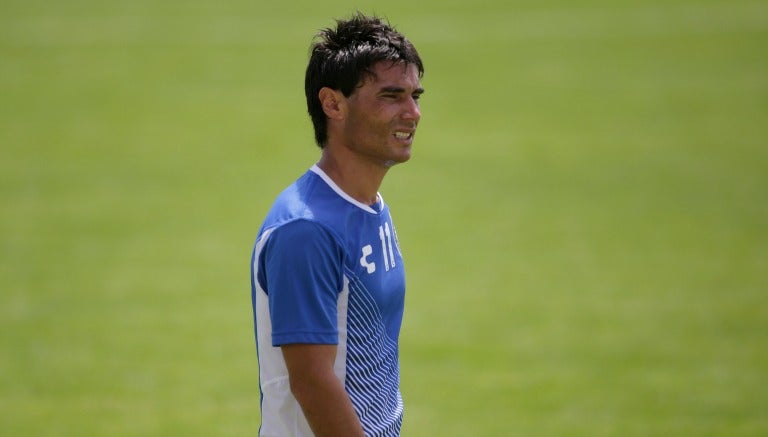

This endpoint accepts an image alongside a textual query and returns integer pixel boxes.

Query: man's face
[341,61,423,167]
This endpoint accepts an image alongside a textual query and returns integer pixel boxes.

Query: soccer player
[249,13,425,437]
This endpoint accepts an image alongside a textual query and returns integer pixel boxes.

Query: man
[250,13,424,437]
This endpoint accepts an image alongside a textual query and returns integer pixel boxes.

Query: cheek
[353,112,390,134]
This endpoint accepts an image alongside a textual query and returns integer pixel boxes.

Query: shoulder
[266,219,339,251]
[262,170,349,229]
[259,219,347,273]
[268,173,321,218]
[258,219,345,294]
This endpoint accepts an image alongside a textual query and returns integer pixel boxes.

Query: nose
[402,96,421,122]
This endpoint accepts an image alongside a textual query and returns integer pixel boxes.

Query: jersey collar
[310,165,384,214]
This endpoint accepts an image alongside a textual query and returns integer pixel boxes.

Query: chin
[384,155,411,168]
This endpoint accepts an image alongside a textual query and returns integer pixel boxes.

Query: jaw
[385,142,412,166]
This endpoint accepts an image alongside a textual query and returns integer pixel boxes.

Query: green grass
[2,0,767,435]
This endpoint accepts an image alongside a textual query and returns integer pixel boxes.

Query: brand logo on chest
[359,223,397,275]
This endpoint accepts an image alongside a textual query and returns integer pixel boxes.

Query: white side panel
[253,228,350,437]
[334,276,350,384]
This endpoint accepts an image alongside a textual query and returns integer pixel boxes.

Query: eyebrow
[379,86,425,95]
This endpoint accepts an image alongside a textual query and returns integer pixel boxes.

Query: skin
[282,344,364,437]
[281,60,424,436]
[317,61,424,205]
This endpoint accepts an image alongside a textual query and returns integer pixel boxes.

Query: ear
[318,87,346,120]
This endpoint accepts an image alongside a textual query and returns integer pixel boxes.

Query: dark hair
[305,13,424,147]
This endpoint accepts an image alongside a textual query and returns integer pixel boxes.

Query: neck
[317,148,388,206]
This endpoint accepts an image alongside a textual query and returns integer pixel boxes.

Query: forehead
[359,61,421,90]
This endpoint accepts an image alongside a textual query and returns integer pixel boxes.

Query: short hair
[305,13,424,148]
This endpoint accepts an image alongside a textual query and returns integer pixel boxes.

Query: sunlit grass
[1,0,767,435]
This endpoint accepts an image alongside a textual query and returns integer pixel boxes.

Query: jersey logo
[360,245,376,274]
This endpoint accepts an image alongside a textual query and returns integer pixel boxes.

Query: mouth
[393,130,415,142]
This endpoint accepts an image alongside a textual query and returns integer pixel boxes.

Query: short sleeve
[260,219,344,346]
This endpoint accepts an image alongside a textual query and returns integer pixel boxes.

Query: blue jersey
[250,165,406,436]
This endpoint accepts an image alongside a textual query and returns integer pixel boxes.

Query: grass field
[1,0,767,435]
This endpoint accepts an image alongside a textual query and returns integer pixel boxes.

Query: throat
[317,153,387,206]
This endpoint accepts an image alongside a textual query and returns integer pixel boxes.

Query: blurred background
[1,0,766,435]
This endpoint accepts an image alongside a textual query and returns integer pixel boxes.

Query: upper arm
[261,220,345,346]
[281,343,344,417]
[281,343,365,437]
[282,343,338,382]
